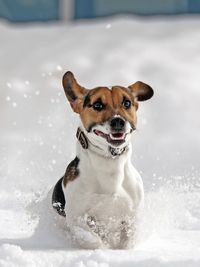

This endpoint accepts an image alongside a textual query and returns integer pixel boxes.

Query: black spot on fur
[52,157,80,217]
[83,93,91,108]
[52,177,66,217]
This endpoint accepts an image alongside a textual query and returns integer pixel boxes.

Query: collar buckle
[76,127,89,149]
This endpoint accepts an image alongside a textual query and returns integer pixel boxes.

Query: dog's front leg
[118,219,136,249]
[69,215,105,249]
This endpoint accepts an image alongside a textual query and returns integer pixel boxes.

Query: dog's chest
[81,150,126,193]
[64,147,143,220]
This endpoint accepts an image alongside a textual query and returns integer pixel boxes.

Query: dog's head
[62,71,153,153]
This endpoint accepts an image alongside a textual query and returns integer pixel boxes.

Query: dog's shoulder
[52,156,80,216]
[63,156,80,187]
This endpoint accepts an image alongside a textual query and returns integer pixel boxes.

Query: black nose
[110,117,125,131]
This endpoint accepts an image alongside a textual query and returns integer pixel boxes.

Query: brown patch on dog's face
[112,86,138,130]
[80,86,138,131]
[62,71,88,113]
[80,87,114,131]
[62,71,154,131]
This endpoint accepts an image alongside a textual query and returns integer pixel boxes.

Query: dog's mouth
[93,130,126,145]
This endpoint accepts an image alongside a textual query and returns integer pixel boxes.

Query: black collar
[76,127,88,149]
[76,127,127,157]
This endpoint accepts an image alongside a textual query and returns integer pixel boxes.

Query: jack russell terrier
[52,71,154,249]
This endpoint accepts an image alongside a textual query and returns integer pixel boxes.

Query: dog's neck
[76,126,130,158]
[76,126,132,193]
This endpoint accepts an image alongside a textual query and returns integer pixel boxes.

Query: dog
[52,71,154,249]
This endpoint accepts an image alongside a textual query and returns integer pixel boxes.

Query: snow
[0,15,200,266]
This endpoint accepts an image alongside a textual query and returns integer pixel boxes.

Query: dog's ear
[128,81,154,101]
[62,71,88,113]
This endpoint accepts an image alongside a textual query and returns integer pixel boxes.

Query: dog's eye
[123,99,131,109]
[92,101,105,111]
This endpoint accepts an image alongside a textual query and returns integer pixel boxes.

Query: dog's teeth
[110,133,125,140]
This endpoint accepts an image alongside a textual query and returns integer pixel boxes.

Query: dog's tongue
[111,133,124,138]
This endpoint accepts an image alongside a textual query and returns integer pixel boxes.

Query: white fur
[62,120,144,249]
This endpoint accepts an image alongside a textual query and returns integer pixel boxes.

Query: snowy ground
[0,15,200,266]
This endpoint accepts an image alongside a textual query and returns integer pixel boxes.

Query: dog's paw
[71,226,103,249]
[86,216,107,241]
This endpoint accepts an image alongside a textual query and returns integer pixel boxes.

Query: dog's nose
[110,117,125,131]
